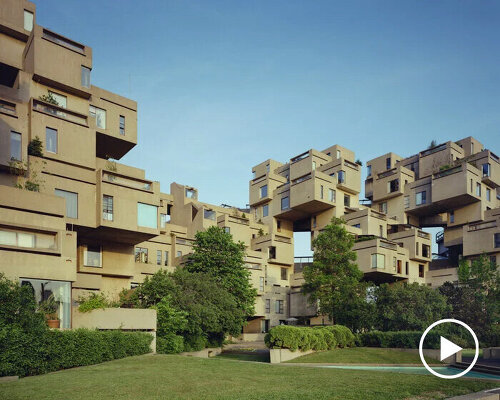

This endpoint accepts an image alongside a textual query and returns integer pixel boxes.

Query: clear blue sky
[37,0,500,255]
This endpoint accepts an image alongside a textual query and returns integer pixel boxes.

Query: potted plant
[39,294,60,328]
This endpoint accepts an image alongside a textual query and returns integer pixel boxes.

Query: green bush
[356,331,440,349]
[77,292,117,313]
[157,333,184,354]
[265,325,354,351]
[0,328,153,377]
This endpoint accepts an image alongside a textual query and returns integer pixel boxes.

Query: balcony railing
[420,143,447,157]
[433,165,462,179]
[468,221,497,232]
[291,151,309,164]
[33,100,87,126]
[378,168,397,179]
[417,230,431,239]
[102,172,152,191]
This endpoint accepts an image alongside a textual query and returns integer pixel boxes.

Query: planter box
[72,308,157,353]
[269,348,315,364]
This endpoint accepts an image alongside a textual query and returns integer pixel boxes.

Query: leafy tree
[186,226,257,317]
[374,282,449,331]
[302,218,366,328]
[428,139,437,149]
[440,255,500,345]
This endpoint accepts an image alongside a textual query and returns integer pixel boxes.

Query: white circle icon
[419,318,479,379]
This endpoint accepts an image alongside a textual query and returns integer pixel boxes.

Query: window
[45,127,57,153]
[55,189,78,218]
[137,203,158,228]
[135,247,148,263]
[84,245,101,267]
[185,188,197,199]
[160,213,168,228]
[419,264,424,278]
[262,319,270,333]
[119,115,125,135]
[386,157,391,170]
[379,225,384,238]
[416,242,419,256]
[336,149,341,159]
[449,211,454,223]
[482,163,491,177]
[396,260,402,274]
[470,179,473,193]
[10,131,21,160]
[320,185,324,199]
[388,179,399,193]
[476,183,481,197]
[281,267,287,280]
[49,91,67,108]
[312,161,316,170]
[24,10,33,31]
[312,216,317,228]
[269,246,276,259]
[344,194,350,207]
[265,299,270,314]
[367,165,372,176]
[422,244,430,258]
[329,189,335,202]
[495,233,500,248]
[338,170,346,184]
[0,229,55,250]
[371,254,385,269]
[259,277,265,292]
[81,66,91,88]
[164,251,169,266]
[415,191,426,206]
[89,106,106,129]
[277,220,281,232]
[405,262,409,275]
[379,202,387,214]
[177,250,182,257]
[262,204,269,217]
[157,250,162,265]
[275,300,284,314]
[393,257,397,272]
[353,223,360,228]
[486,188,491,201]
[266,164,270,172]
[224,227,230,234]
[404,196,410,209]
[260,185,268,198]
[102,195,113,221]
[204,209,216,220]
[281,196,289,210]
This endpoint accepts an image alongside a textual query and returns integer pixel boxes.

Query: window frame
[10,131,21,161]
[102,195,113,221]
[45,127,58,154]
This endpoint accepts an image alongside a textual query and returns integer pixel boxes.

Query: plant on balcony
[27,136,43,157]
[427,139,437,149]
[39,92,59,106]
[38,294,60,328]
[355,159,363,166]
[8,157,46,192]
[258,228,264,237]
[77,292,118,313]
[105,159,118,172]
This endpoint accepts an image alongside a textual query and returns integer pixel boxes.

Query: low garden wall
[484,347,500,359]
[72,308,157,353]
[270,348,315,364]
[179,347,222,358]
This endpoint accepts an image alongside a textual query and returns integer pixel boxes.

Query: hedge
[264,325,355,351]
[0,327,153,377]
[157,333,185,354]
[355,331,440,349]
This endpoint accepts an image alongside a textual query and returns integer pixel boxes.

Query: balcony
[463,218,499,257]
[289,171,335,214]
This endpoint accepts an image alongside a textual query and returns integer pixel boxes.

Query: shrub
[356,331,440,349]
[0,328,153,377]
[157,334,184,354]
[77,292,116,313]
[265,325,354,351]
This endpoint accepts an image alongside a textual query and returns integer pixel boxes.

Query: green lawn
[218,351,270,363]
[287,347,439,364]
[0,354,496,400]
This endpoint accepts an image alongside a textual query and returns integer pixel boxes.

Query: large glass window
[160,213,169,228]
[103,195,113,221]
[204,209,216,220]
[55,189,78,218]
[344,194,350,207]
[275,300,284,314]
[89,106,106,129]
[20,279,71,329]
[482,163,491,177]
[388,179,399,193]
[329,188,335,202]
[476,183,481,197]
[24,10,34,32]
[371,253,385,269]
[415,191,426,206]
[379,202,387,214]
[0,229,55,249]
[137,203,158,229]
[262,204,269,217]
[81,66,91,88]
[281,196,289,210]
[46,127,58,153]
[135,247,148,263]
[338,170,345,184]
[10,131,21,160]
[84,245,101,267]
[49,91,67,108]
[260,185,268,198]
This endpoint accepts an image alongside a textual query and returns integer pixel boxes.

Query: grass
[462,349,483,358]
[286,347,439,364]
[218,351,269,363]
[0,354,496,400]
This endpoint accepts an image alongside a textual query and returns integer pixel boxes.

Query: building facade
[0,0,498,335]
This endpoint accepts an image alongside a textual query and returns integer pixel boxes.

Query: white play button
[440,336,462,361]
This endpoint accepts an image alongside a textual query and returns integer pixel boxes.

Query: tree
[428,140,437,149]
[440,255,500,345]
[302,217,366,328]
[374,282,449,331]
[186,226,257,317]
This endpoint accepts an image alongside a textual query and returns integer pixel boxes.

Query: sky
[36,0,500,255]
